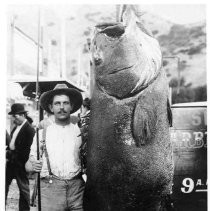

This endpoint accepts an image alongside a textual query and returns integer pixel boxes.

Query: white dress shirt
[9,119,27,150]
[41,122,82,179]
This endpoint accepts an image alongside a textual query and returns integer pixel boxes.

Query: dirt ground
[6,179,37,211]
[6,178,207,211]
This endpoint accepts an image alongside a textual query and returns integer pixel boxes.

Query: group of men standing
[6,83,90,211]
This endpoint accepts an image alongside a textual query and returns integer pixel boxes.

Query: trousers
[41,174,85,211]
[6,162,30,211]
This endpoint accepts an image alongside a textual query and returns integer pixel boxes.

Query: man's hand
[32,158,43,172]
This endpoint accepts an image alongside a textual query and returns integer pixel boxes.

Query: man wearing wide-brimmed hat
[6,103,35,211]
[33,84,84,211]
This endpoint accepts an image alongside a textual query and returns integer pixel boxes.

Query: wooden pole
[35,7,41,211]
[60,16,66,78]
[8,15,15,76]
[177,57,181,95]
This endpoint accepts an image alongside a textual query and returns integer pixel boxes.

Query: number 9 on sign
[181,178,194,193]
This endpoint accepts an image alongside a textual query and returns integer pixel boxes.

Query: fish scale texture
[84,71,174,211]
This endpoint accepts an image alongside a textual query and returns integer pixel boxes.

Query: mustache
[58,110,67,114]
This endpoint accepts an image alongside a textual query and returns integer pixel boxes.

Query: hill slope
[9,5,206,90]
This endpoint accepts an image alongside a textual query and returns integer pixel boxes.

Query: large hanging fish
[84,5,173,211]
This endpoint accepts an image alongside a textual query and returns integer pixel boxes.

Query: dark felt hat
[8,103,27,115]
[39,83,83,114]
[82,97,91,110]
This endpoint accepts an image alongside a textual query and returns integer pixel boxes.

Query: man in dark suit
[6,103,35,211]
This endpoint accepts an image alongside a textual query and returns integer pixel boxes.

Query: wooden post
[8,15,15,76]
[36,7,41,211]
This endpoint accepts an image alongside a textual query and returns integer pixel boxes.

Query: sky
[8,4,206,25]
[54,4,206,25]
[141,4,206,24]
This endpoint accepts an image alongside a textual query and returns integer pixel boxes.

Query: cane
[31,143,44,207]
[31,177,38,207]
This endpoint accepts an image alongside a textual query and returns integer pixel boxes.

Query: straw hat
[39,84,83,114]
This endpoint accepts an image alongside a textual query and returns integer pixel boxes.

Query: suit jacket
[6,130,11,146]
[6,121,35,166]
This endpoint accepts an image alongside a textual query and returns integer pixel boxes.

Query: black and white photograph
[1,2,207,211]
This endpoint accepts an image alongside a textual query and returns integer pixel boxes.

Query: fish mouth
[95,22,125,38]
[109,65,134,75]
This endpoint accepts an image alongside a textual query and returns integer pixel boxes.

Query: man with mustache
[33,84,84,211]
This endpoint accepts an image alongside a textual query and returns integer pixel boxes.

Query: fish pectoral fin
[133,104,156,147]
[136,120,151,146]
